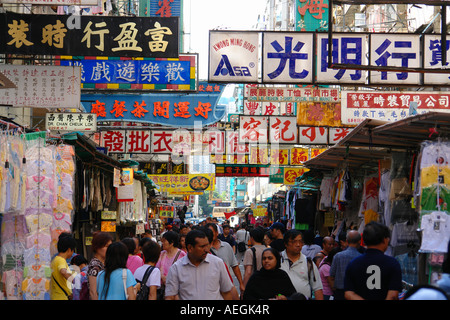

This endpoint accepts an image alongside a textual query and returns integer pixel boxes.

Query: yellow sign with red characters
[283,167,309,185]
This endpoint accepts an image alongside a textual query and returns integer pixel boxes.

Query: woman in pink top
[122,237,144,274]
[156,231,186,287]
[318,247,341,300]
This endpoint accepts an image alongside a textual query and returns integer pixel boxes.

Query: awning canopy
[303,112,450,171]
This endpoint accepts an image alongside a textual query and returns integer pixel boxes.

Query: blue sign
[82,82,227,127]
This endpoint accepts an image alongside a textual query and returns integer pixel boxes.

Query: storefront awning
[304,112,450,171]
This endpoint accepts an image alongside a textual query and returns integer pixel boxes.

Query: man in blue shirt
[329,230,362,300]
[344,221,403,300]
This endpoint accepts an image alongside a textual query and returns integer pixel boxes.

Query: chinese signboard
[46,112,97,132]
[283,167,309,185]
[215,165,270,177]
[148,173,215,193]
[0,12,179,58]
[244,85,340,102]
[210,31,450,86]
[209,31,259,83]
[297,102,342,127]
[0,65,81,109]
[57,54,197,91]
[342,91,450,124]
[82,82,226,127]
[295,0,329,32]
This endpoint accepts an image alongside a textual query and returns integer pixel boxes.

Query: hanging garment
[419,211,450,253]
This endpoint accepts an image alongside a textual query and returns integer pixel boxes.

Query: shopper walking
[242,226,267,287]
[122,237,144,274]
[280,229,324,300]
[329,230,362,300]
[344,221,403,300]
[96,241,137,300]
[164,229,234,300]
[87,231,113,300]
[318,247,341,300]
[50,235,77,300]
[243,248,297,300]
[134,240,162,300]
[235,223,250,262]
[268,222,286,253]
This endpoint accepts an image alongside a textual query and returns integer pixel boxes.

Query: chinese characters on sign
[245,85,340,102]
[210,31,450,86]
[296,0,329,32]
[0,13,179,58]
[342,91,450,124]
[46,113,97,131]
[57,54,197,91]
[0,65,81,109]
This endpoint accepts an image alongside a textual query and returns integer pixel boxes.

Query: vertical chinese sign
[295,0,329,32]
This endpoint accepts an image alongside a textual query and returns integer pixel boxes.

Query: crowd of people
[50,217,450,301]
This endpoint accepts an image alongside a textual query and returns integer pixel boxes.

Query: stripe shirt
[329,246,362,290]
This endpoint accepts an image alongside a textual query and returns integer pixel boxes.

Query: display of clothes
[0,132,75,300]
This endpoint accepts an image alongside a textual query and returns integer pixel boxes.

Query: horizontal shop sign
[244,85,340,102]
[215,165,271,177]
[46,112,97,132]
[82,83,225,127]
[209,31,450,86]
[148,173,215,193]
[0,12,179,58]
[56,54,197,91]
[0,0,97,4]
[342,90,450,124]
[0,65,81,109]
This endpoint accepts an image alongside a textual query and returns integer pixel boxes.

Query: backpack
[79,272,90,300]
[136,266,155,301]
[237,231,248,253]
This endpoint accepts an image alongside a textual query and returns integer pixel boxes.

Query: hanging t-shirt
[420,211,450,253]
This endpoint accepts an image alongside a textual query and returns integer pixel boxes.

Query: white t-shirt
[420,211,450,253]
[133,264,161,289]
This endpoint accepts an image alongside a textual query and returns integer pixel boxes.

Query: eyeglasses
[288,240,304,245]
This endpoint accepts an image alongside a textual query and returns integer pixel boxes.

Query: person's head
[338,231,348,249]
[121,237,137,255]
[250,226,265,245]
[261,248,281,271]
[179,224,191,236]
[142,240,161,264]
[162,231,180,251]
[206,222,219,240]
[313,253,324,267]
[71,254,88,268]
[264,230,272,247]
[269,222,285,239]
[91,231,114,260]
[57,234,77,257]
[346,230,362,248]
[139,237,152,249]
[240,222,247,230]
[362,221,391,251]
[179,234,187,249]
[185,230,210,263]
[323,247,342,265]
[198,226,214,244]
[101,241,129,298]
[283,229,304,256]
[322,236,335,254]
[222,224,231,236]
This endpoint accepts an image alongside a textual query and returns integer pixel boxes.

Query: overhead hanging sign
[244,85,340,102]
[0,65,81,109]
[209,31,259,83]
[147,173,215,193]
[209,31,450,86]
[0,0,97,4]
[57,54,198,91]
[0,12,179,58]
[342,90,450,124]
[82,82,226,127]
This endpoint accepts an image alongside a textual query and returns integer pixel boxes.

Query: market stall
[302,112,450,288]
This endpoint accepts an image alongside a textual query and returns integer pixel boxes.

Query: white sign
[0,65,81,109]
[262,32,314,84]
[269,116,298,144]
[239,116,268,144]
[209,31,259,83]
[423,34,450,85]
[316,33,368,84]
[299,127,328,145]
[369,34,420,85]
[46,113,97,132]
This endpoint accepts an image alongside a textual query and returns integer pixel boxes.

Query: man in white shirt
[165,229,234,300]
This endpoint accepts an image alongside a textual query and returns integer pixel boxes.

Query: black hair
[101,241,128,299]
[142,241,161,264]
[250,226,265,244]
[121,237,136,255]
[206,222,218,233]
[199,226,213,244]
[362,221,391,246]
[283,229,304,245]
[57,235,77,253]
[139,237,152,248]
[323,247,342,265]
[162,230,180,247]
[301,229,315,245]
[71,254,88,266]
[185,229,207,248]
[262,247,281,269]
